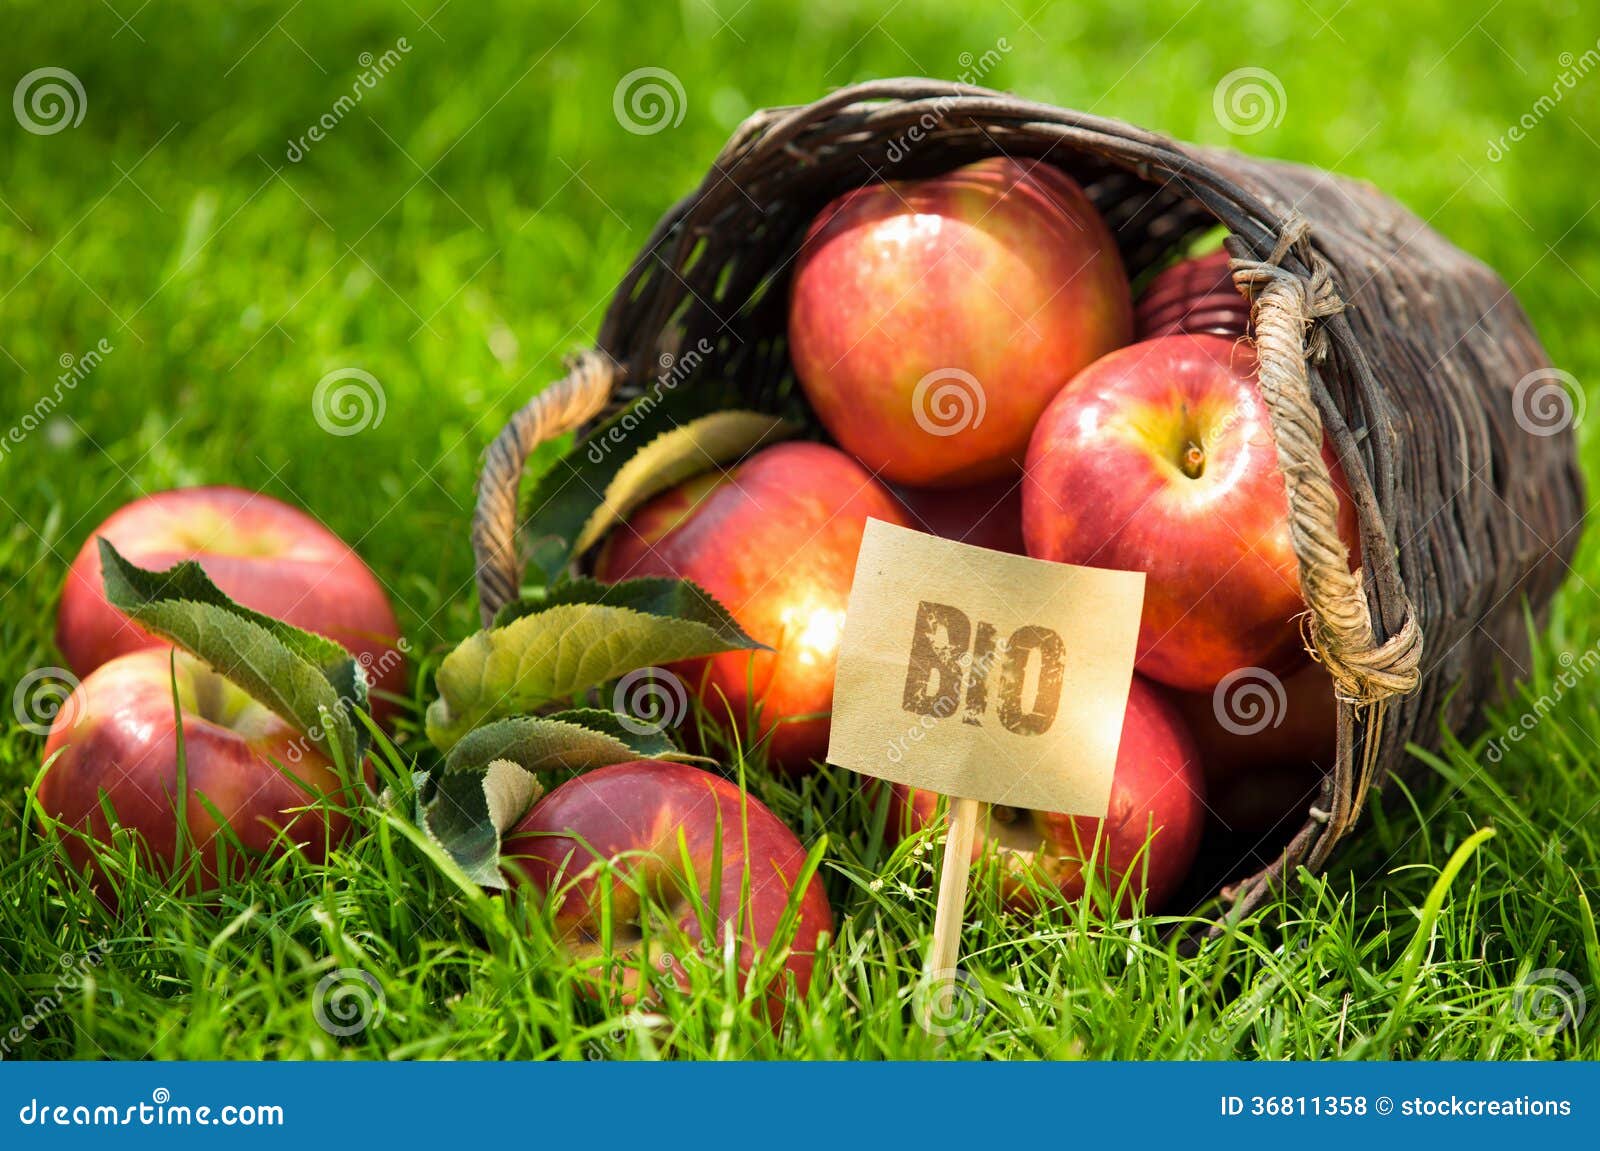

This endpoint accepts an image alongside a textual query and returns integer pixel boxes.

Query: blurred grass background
[2,0,1599,1058]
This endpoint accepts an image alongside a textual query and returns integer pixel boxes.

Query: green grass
[2,0,1599,1059]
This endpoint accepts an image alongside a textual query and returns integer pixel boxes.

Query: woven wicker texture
[471,80,1584,921]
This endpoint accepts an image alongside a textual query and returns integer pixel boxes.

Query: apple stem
[1181,440,1206,479]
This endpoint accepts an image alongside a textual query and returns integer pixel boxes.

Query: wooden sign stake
[926,794,980,1023]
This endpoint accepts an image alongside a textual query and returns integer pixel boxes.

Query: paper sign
[827,519,1145,816]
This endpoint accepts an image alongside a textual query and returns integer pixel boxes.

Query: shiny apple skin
[1175,663,1337,835]
[789,157,1133,487]
[894,477,1025,555]
[39,648,357,883]
[1022,335,1362,691]
[57,486,406,724]
[502,760,833,1018]
[1134,250,1251,341]
[594,442,909,774]
[886,675,1205,914]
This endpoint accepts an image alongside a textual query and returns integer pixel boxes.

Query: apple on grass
[886,675,1205,914]
[789,157,1132,487]
[57,486,406,724]
[1022,334,1362,692]
[502,760,832,1019]
[595,441,909,774]
[39,648,359,887]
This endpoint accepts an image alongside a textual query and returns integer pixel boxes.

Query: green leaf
[418,712,695,888]
[98,540,369,765]
[417,759,544,889]
[570,410,796,558]
[521,398,792,583]
[425,578,762,751]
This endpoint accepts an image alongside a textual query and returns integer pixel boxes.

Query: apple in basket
[1022,334,1362,692]
[1134,249,1252,341]
[886,675,1205,913]
[789,157,1133,487]
[594,441,909,773]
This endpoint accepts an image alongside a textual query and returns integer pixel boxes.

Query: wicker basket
[469,79,1585,922]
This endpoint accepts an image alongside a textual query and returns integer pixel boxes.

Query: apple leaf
[418,711,694,888]
[425,577,762,751]
[520,400,792,584]
[569,410,796,559]
[98,540,369,766]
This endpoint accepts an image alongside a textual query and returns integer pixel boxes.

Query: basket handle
[470,350,617,624]
[1230,223,1422,706]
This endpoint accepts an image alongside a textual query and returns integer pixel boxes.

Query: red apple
[789,157,1132,487]
[894,477,1025,555]
[887,675,1205,914]
[39,648,358,884]
[502,760,832,1018]
[1175,663,1337,835]
[1134,250,1251,341]
[57,487,406,724]
[594,442,909,773]
[1022,334,1362,691]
